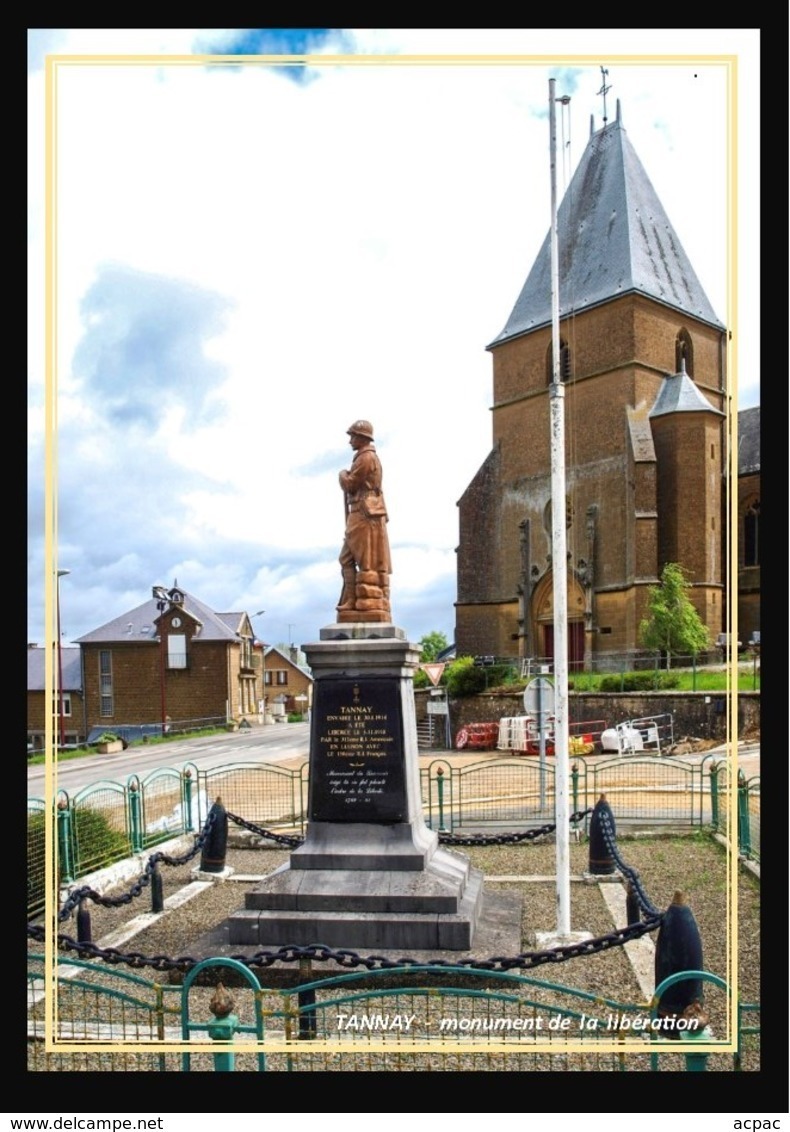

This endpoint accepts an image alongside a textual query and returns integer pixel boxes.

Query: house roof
[264,645,313,679]
[649,363,725,419]
[75,590,248,644]
[28,646,82,692]
[489,101,723,348]
[738,406,760,475]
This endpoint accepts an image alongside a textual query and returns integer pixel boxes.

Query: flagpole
[549,77,571,936]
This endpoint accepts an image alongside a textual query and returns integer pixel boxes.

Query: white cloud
[29,30,759,650]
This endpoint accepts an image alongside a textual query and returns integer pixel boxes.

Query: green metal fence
[28,751,759,916]
[421,755,707,833]
[27,953,759,1072]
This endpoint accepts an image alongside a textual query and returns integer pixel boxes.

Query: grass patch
[27,726,232,766]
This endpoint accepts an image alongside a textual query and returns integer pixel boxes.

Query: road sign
[524,676,555,717]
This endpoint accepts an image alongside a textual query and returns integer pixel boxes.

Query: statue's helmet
[347,419,374,440]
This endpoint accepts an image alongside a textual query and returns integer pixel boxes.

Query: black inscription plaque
[309,676,406,822]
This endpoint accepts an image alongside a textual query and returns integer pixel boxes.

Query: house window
[264,670,272,686]
[99,650,113,717]
[53,692,72,717]
[744,499,760,566]
[675,329,694,376]
[276,670,288,686]
[167,633,187,670]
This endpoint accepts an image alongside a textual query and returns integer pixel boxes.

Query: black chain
[436,809,593,846]
[30,804,666,976]
[225,812,304,847]
[54,807,217,921]
[223,809,594,848]
[598,807,661,918]
[29,915,662,975]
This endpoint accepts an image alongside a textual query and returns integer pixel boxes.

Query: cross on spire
[597,66,611,125]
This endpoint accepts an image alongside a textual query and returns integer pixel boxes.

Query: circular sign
[523,676,555,717]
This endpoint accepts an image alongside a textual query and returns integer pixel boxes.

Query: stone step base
[227,868,484,950]
[244,864,470,914]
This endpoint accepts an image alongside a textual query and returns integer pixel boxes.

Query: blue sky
[28,29,759,652]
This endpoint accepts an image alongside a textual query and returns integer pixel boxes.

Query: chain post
[56,799,73,885]
[298,957,317,1040]
[151,859,164,913]
[76,896,92,943]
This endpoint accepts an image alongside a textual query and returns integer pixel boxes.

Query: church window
[546,339,571,384]
[675,329,694,376]
[744,499,760,566]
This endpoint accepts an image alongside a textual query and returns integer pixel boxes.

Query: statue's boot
[336,567,358,612]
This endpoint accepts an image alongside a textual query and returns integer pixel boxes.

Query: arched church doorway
[532,570,586,670]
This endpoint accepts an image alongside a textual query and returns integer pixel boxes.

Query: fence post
[709,761,720,831]
[571,763,579,831]
[436,766,447,831]
[737,771,751,858]
[206,983,239,1071]
[56,799,73,884]
[183,769,194,833]
[128,780,143,853]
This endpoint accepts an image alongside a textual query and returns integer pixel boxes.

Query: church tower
[455,100,727,663]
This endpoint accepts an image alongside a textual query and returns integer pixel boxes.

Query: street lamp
[152,585,169,736]
[252,610,266,724]
[56,569,70,748]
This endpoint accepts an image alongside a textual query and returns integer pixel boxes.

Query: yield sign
[422,663,446,686]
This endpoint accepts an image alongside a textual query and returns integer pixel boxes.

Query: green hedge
[598,670,680,692]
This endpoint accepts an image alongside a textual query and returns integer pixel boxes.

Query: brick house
[455,101,732,664]
[263,645,314,718]
[736,406,760,645]
[27,645,86,749]
[74,584,267,738]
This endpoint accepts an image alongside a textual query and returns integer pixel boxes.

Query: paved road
[28,727,758,799]
[28,722,311,798]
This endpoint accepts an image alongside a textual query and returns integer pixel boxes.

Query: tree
[418,631,449,663]
[639,563,710,668]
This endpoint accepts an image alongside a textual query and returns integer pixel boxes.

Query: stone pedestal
[225,626,484,950]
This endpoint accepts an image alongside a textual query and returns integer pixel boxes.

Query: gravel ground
[28,829,760,1073]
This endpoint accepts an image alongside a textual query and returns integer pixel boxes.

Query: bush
[445,657,487,697]
[72,805,131,874]
[598,670,680,692]
[27,811,48,919]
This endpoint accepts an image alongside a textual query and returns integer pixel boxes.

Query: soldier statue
[337,419,392,622]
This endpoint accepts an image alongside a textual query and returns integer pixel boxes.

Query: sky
[27,28,760,653]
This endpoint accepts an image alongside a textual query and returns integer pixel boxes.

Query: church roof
[738,406,760,474]
[649,363,725,419]
[489,101,724,348]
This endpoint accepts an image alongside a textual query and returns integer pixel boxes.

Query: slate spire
[490,100,723,347]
